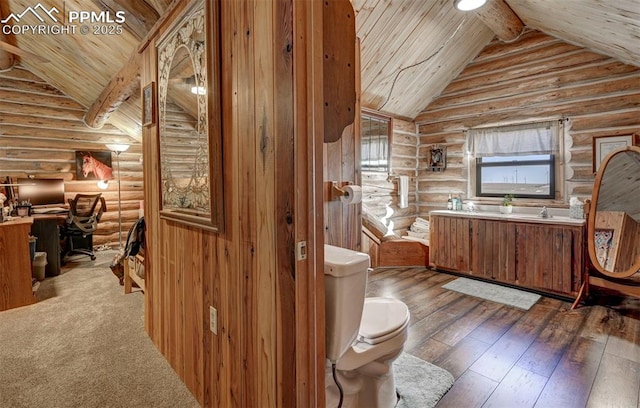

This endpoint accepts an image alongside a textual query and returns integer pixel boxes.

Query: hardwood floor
[366,267,640,408]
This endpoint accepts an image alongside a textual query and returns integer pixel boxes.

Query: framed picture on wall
[592,134,636,172]
[75,151,113,180]
[427,145,446,172]
[142,82,156,127]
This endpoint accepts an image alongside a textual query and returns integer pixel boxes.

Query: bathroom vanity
[429,210,586,298]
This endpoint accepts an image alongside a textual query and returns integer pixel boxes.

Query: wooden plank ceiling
[355,0,640,121]
[0,0,639,136]
[506,0,640,68]
[0,0,170,142]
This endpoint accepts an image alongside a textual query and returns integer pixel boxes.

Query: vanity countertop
[430,210,586,226]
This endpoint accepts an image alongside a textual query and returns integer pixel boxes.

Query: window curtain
[467,121,559,157]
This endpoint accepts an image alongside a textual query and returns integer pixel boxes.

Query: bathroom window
[361,110,392,172]
[476,154,555,198]
[468,121,561,199]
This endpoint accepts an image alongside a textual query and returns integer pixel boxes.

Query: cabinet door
[515,223,583,294]
[429,215,471,272]
[471,219,516,282]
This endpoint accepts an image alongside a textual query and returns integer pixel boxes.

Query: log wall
[415,30,640,214]
[0,67,142,247]
[361,118,419,236]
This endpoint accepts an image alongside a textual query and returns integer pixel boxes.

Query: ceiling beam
[474,0,524,42]
[0,3,16,71]
[84,0,183,130]
[84,51,141,129]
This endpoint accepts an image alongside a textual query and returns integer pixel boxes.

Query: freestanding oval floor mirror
[572,145,640,308]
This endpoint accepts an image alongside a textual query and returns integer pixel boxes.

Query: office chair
[61,193,106,262]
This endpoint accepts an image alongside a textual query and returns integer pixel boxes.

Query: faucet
[540,206,549,218]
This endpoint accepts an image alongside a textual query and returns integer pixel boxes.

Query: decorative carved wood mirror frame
[156,0,223,231]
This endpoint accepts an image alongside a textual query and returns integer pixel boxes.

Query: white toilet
[324,244,410,408]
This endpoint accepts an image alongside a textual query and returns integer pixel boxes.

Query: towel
[414,217,430,226]
[411,222,429,233]
[408,216,430,239]
[399,175,409,209]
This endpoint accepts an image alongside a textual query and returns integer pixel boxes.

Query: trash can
[29,236,37,261]
[33,252,47,281]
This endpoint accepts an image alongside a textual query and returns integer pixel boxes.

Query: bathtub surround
[443,277,541,310]
[395,352,454,408]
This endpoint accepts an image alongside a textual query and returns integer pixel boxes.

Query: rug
[395,352,454,408]
[442,277,541,310]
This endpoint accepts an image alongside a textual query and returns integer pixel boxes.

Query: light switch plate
[209,306,217,335]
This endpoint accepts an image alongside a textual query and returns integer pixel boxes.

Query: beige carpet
[0,251,199,408]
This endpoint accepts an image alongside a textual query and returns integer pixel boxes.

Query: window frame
[475,154,556,199]
[360,109,392,173]
[467,120,564,201]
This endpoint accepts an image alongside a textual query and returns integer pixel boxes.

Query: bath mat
[442,277,541,310]
[395,352,454,408]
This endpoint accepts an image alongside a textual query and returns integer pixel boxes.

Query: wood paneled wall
[141,0,326,406]
[415,30,640,214]
[323,31,361,251]
[361,118,419,236]
[323,123,362,250]
[0,67,142,247]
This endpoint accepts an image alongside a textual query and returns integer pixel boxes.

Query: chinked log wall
[0,67,143,247]
[361,118,419,236]
[415,29,640,214]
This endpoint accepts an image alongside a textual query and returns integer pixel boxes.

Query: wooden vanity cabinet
[429,215,472,272]
[471,219,517,283]
[430,213,585,298]
[513,223,584,296]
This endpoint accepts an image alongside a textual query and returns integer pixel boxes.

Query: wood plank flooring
[366,267,640,408]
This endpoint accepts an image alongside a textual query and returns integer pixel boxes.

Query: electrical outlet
[209,306,217,335]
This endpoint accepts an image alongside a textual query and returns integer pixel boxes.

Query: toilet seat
[358,297,410,345]
[335,296,410,372]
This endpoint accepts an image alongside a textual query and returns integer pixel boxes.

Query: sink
[510,214,550,219]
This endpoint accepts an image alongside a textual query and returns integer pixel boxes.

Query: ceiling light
[454,0,487,11]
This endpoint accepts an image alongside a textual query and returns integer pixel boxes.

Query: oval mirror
[588,145,640,277]
[156,0,222,231]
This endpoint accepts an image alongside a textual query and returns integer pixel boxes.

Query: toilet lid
[357,297,409,345]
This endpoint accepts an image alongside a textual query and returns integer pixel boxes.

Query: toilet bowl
[336,298,410,371]
[324,245,410,408]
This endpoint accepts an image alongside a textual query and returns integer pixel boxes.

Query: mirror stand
[572,146,640,309]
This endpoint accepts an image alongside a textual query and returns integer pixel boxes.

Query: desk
[0,217,36,311]
[31,214,67,277]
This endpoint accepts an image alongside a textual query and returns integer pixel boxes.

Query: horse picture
[75,151,113,181]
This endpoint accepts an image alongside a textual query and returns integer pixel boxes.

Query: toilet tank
[324,244,370,362]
